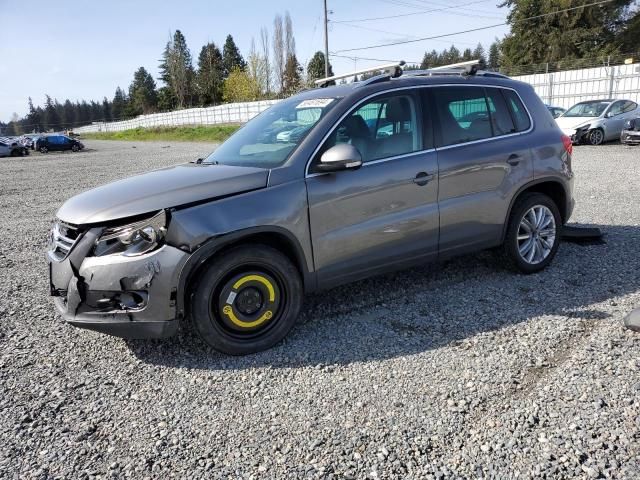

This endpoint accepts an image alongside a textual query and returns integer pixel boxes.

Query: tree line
[1,11,338,135]
[2,1,638,136]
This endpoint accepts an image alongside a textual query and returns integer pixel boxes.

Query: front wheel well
[179,231,309,319]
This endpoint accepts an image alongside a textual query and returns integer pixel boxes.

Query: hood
[57,163,269,225]
[555,116,596,134]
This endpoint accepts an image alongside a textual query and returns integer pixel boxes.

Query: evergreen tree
[196,42,224,105]
[307,51,333,84]
[222,34,247,76]
[282,54,302,95]
[102,97,112,122]
[63,100,75,128]
[43,95,61,131]
[157,86,177,111]
[462,48,473,61]
[128,67,158,114]
[488,41,501,70]
[25,97,42,132]
[499,0,635,67]
[473,43,487,67]
[159,30,195,108]
[420,49,440,69]
[112,87,127,120]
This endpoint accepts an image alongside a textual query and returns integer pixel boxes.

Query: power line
[333,0,492,23]
[335,0,615,53]
[374,0,503,19]
[331,17,478,46]
[330,53,423,64]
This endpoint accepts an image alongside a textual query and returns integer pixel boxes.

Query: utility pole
[323,0,329,77]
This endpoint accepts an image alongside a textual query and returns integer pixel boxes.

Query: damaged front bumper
[48,227,189,339]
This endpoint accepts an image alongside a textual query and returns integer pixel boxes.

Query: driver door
[305,90,439,288]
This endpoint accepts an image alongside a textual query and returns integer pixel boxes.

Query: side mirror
[605,111,614,118]
[317,144,363,173]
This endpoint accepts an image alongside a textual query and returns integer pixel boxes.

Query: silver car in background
[556,99,640,145]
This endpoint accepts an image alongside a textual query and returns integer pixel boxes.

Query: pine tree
[112,87,127,120]
[488,41,501,70]
[157,87,177,111]
[222,34,247,77]
[26,97,42,132]
[196,43,224,105]
[282,54,302,95]
[499,0,635,66]
[129,67,158,115]
[420,50,439,69]
[43,95,61,131]
[473,43,487,67]
[102,97,112,122]
[307,51,333,84]
[63,100,75,128]
[159,30,195,108]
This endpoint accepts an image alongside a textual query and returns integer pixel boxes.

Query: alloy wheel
[589,129,604,145]
[517,205,557,265]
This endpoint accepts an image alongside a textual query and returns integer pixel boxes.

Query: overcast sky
[0,0,509,122]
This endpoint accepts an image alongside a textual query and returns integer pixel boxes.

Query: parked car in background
[48,63,575,355]
[556,99,640,145]
[546,105,566,118]
[621,117,640,145]
[0,137,29,157]
[37,135,84,153]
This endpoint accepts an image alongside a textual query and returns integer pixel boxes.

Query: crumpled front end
[48,221,189,339]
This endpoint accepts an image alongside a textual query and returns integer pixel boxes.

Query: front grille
[49,221,82,261]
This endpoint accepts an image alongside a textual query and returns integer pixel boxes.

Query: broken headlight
[94,211,167,257]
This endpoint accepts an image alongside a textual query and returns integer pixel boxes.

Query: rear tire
[39,146,48,153]
[71,144,79,152]
[190,244,303,355]
[504,193,561,274]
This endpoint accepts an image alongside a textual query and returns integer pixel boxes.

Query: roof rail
[403,59,509,79]
[315,61,405,88]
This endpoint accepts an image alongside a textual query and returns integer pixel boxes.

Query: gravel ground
[1,140,639,479]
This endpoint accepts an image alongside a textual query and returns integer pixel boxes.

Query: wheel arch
[501,178,569,242]
[175,226,315,320]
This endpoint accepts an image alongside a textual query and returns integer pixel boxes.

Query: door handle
[507,154,521,166]
[413,171,434,186]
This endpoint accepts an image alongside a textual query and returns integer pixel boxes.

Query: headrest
[386,97,411,123]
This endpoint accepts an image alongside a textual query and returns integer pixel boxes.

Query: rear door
[432,85,534,256]
[306,89,439,287]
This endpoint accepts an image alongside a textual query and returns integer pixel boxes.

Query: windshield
[204,97,339,168]
[563,101,611,118]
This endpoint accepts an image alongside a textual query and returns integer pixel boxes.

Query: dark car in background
[621,117,640,145]
[37,135,84,153]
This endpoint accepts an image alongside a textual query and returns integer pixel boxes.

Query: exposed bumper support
[49,232,189,339]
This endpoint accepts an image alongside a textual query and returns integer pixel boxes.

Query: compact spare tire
[191,244,303,355]
[504,192,561,274]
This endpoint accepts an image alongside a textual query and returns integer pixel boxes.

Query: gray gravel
[1,139,639,479]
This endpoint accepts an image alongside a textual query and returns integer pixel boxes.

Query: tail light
[561,134,573,156]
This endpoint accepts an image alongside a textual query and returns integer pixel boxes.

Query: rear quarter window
[502,89,531,132]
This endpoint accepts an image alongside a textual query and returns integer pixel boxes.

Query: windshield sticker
[296,98,335,109]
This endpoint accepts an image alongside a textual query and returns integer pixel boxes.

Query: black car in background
[36,135,84,153]
[621,117,640,145]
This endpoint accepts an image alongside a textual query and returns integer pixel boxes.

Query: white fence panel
[74,63,640,133]
[513,63,640,108]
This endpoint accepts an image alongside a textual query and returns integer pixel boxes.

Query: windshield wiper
[192,158,219,165]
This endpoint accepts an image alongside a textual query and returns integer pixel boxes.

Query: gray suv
[48,65,574,355]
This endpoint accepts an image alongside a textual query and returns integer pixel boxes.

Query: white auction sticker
[296,98,335,109]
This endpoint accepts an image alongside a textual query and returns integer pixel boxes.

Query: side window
[434,86,492,146]
[485,89,516,136]
[318,93,421,165]
[623,101,638,113]
[608,101,625,116]
[502,89,531,132]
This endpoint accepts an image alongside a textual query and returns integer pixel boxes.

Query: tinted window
[608,101,625,116]
[486,89,516,136]
[434,86,492,146]
[502,89,531,132]
[319,93,421,165]
[623,101,638,113]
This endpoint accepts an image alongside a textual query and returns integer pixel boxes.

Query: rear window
[502,90,531,132]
